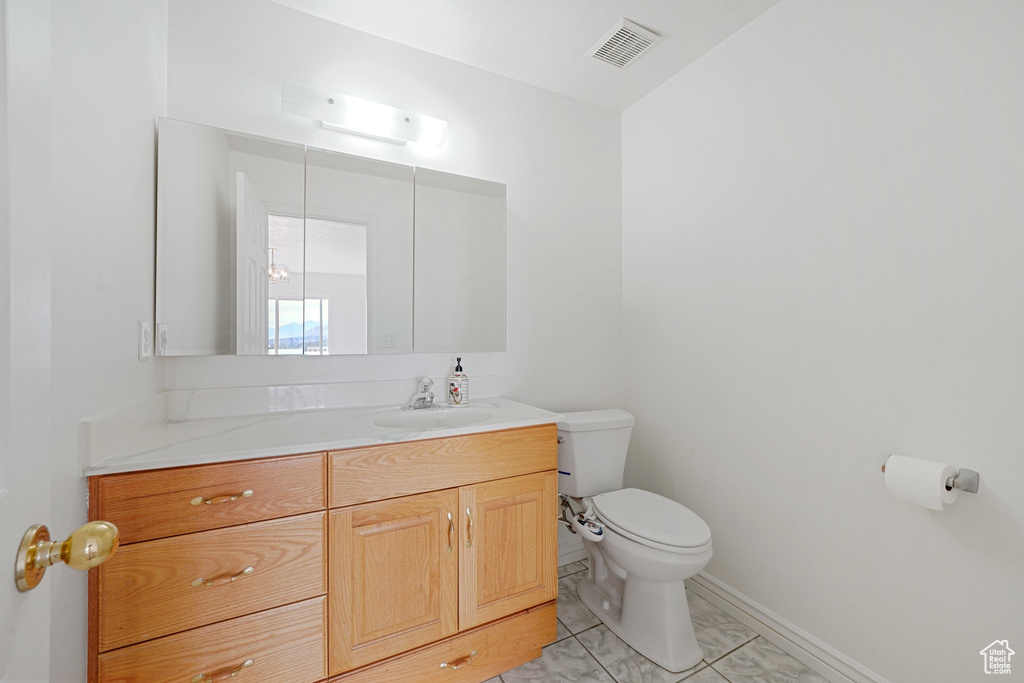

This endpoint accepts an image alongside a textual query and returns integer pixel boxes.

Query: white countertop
[84,398,564,476]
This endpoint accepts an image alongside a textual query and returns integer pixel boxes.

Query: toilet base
[577,572,704,673]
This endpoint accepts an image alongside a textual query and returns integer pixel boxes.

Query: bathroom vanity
[83,400,559,683]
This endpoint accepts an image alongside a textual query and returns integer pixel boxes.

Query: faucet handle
[420,377,434,390]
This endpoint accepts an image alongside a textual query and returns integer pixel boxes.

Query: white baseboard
[688,573,890,683]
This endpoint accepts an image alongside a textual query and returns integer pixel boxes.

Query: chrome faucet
[405,377,435,410]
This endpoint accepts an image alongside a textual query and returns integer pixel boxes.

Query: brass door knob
[15,521,119,592]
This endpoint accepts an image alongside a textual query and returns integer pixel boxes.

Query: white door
[1,0,55,679]
[236,172,270,354]
[0,363,52,683]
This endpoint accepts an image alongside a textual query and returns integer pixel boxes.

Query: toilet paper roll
[884,454,958,510]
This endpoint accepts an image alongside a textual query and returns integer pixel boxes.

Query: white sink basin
[372,406,494,430]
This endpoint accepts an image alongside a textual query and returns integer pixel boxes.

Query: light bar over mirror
[281,80,448,148]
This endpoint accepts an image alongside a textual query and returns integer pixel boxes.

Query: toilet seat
[592,488,711,553]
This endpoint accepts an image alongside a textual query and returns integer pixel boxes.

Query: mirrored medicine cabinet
[155,117,506,356]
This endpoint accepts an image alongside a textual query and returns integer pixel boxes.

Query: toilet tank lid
[557,409,634,432]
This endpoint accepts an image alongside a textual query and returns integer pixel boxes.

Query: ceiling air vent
[586,18,661,69]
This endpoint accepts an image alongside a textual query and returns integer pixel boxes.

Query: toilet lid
[592,488,711,549]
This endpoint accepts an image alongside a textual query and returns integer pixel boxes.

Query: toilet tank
[556,409,634,497]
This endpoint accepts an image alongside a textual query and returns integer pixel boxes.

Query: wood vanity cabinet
[88,424,558,683]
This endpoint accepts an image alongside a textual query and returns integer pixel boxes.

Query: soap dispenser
[447,357,469,406]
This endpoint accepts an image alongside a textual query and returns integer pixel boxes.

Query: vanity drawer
[329,601,555,683]
[330,424,557,507]
[97,511,326,652]
[97,596,326,683]
[92,453,326,544]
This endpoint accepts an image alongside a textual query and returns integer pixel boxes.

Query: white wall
[164,0,623,412]
[621,2,1024,682]
[48,1,168,679]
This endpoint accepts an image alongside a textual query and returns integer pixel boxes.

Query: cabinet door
[460,471,558,630]
[329,489,459,675]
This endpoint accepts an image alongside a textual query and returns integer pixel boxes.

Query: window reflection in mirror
[266,297,332,355]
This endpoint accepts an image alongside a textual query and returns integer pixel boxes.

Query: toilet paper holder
[880,463,980,493]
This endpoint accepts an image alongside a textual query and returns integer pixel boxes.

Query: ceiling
[269,215,367,276]
[270,0,781,111]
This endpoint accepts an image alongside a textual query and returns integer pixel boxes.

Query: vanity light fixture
[281,80,447,148]
[268,248,289,285]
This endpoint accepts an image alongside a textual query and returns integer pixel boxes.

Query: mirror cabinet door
[156,118,305,355]
[413,169,507,352]
[304,149,414,355]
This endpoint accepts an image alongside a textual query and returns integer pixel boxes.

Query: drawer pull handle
[191,658,254,682]
[191,489,254,506]
[465,507,474,548]
[191,566,255,588]
[446,511,454,554]
[439,650,477,671]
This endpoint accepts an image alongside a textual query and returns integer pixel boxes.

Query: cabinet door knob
[465,507,474,548]
[15,521,119,592]
[439,650,477,670]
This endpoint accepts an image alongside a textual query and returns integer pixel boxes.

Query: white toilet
[557,409,712,673]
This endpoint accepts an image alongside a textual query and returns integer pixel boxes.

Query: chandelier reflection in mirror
[268,247,290,284]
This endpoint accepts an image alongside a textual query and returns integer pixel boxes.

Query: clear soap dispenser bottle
[447,357,469,406]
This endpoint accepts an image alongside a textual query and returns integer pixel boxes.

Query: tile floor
[486,560,829,683]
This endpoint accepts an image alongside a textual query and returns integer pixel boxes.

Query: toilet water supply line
[558,494,605,542]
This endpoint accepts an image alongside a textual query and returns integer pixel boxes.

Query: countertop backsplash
[82,375,506,472]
